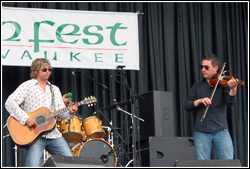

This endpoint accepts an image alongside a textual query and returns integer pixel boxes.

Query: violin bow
[200,62,227,122]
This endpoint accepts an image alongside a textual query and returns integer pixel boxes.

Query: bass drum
[71,138,117,167]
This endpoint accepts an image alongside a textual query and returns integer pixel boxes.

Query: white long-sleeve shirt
[5,79,73,139]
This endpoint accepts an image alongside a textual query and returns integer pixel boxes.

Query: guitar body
[6,96,97,147]
[7,107,56,147]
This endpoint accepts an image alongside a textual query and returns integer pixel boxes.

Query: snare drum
[57,116,83,143]
[83,116,105,139]
[71,138,117,167]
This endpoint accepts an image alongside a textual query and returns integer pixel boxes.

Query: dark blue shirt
[185,78,236,133]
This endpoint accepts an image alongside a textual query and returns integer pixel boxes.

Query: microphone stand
[114,66,144,167]
[73,69,112,93]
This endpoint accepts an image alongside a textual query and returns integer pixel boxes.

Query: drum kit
[52,115,118,167]
[44,99,144,167]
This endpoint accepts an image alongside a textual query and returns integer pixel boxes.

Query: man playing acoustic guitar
[5,58,78,167]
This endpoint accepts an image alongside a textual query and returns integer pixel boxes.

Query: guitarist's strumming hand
[26,117,38,127]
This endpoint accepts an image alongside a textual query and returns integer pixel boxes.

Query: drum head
[79,139,117,167]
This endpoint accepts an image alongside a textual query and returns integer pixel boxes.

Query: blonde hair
[30,58,52,79]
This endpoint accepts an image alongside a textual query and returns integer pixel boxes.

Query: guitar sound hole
[36,116,45,124]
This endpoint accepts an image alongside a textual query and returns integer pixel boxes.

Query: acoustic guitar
[7,96,97,147]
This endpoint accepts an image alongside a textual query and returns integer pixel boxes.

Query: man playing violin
[185,53,239,160]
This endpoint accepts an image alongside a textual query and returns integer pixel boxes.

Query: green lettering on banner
[21,50,32,60]
[95,53,103,62]
[56,24,81,44]
[115,53,123,63]
[83,25,104,45]
[107,23,127,46]
[29,20,55,53]
[44,51,57,61]
[2,50,10,59]
[2,21,21,41]
[70,52,81,61]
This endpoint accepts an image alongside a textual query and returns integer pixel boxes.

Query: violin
[201,62,243,122]
[209,72,245,87]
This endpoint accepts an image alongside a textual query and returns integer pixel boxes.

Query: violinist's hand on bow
[195,97,212,107]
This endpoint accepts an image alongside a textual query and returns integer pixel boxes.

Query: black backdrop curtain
[1,2,248,167]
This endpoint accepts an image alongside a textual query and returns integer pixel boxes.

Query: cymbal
[103,100,130,111]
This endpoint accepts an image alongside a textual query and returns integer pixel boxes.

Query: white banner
[1,7,140,70]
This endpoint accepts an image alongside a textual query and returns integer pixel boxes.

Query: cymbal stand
[115,67,144,166]
[116,106,144,167]
[103,125,113,147]
[67,119,71,146]
[95,109,130,166]
[116,107,144,122]
[3,123,18,167]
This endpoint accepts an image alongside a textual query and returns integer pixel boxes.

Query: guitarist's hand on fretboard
[69,105,78,114]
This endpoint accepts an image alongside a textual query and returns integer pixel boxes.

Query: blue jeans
[194,129,234,160]
[25,137,73,167]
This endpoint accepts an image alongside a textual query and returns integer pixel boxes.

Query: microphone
[67,92,72,103]
[100,154,109,164]
[72,69,81,75]
[116,65,126,70]
[100,150,113,164]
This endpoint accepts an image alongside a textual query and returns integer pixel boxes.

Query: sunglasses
[199,65,210,70]
[40,68,52,72]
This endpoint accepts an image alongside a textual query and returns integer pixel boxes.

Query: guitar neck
[47,97,96,119]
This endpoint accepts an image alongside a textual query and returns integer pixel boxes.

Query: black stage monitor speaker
[149,137,195,167]
[139,91,175,140]
[175,159,241,167]
[43,156,105,167]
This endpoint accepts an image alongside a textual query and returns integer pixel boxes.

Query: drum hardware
[116,106,144,166]
[57,116,83,144]
[94,108,129,166]
[71,138,118,167]
[3,123,18,167]
[125,159,134,167]
[116,107,144,122]
[67,118,71,145]
[112,68,145,166]
[102,126,113,147]
[100,149,114,164]
[101,100,131,111]
[82,116,105,140]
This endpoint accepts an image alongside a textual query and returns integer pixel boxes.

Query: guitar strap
[49,84,55,113]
